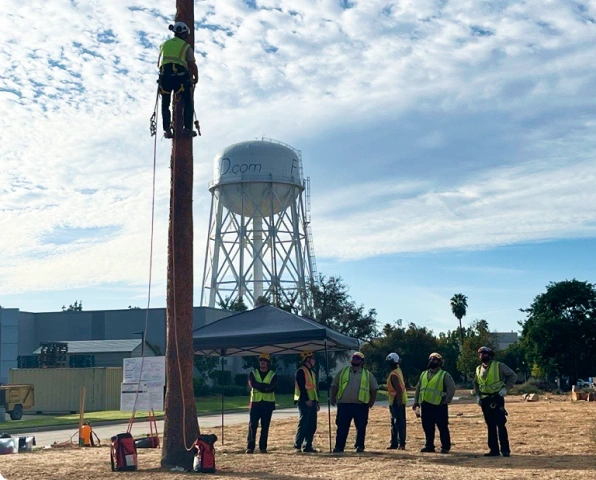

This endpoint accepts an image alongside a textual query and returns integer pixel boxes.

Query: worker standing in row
[331,351,379,453]
[474,346,517,457]
[385,352,407,450]
[293,352,319,453]
[412,352,455,454]
[246,353,277,454]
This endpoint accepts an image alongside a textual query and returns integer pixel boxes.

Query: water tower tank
[211,140,304,217]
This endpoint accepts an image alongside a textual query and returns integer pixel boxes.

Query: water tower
[200,139,317,315]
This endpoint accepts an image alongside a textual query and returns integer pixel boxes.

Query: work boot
[181,127,197,138]
[484,451,500,457]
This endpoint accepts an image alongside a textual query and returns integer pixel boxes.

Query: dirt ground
[1,395,595,479]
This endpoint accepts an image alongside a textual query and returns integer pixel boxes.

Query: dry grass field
[1,395,594,479]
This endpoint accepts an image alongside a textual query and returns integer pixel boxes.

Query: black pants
[480,395,510,454]
[334,403,369,451]
[294,401,317,449]
[246,403,274,451]
[389,402,406,448]
[420,402,451,451]
[159,63,193,131]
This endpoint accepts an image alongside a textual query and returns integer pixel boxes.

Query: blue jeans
[389,402,406,447]
[294,401,317,449]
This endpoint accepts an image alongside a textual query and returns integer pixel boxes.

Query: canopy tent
[192,305,361,452]
[192,305,360,356]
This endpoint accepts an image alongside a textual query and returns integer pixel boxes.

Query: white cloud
[1,0,596,299]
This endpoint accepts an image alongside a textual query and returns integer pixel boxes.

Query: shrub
[193,376,211,397]
[511,380,542,395]
[275,374,296,394]
[215,369,233,386]
[234,373,249,387]
[211,385,249,397]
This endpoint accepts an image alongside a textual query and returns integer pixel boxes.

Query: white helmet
[386,352,400,363]
[170,22,190,35]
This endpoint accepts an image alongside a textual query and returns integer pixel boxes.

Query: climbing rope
[170,91,200,452]
[143,83,200,451]
[127,96,160,434]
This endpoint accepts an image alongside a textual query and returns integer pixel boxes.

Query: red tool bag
[110,433,138,472]
[193,434,218,473]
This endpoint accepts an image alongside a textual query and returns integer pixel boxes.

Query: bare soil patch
[1,396,594,479]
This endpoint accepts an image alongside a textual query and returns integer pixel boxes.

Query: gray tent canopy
[193,305,360,356]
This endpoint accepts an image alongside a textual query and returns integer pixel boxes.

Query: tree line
[215,276,596,389]
[64,275,596,389]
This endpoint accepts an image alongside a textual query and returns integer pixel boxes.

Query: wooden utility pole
[161,0,199,470]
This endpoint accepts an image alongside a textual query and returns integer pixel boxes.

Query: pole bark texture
[161,0,199,470]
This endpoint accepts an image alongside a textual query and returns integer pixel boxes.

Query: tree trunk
[161,0,198,470]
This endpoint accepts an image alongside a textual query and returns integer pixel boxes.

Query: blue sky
[1,1,596,335]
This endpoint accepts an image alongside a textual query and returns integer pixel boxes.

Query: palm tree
[450,293,468,347]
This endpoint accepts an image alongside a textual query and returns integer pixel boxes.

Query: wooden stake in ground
[161,0,199,470]
[78,386,86,447]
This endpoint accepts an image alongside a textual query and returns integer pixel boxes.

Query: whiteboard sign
[123,356,165,383]
[120,382,164,411]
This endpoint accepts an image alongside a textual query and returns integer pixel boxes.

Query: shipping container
[9,367,122,413]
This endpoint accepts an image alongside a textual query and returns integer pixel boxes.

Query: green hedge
[234,373,249,387]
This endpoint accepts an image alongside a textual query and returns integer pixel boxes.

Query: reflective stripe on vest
[337,367,371,404]
[159,37,190,69]
[419,369,446,405]
[250,369,276,403]
[476,361,505,396]
[294,366,319,401]
[386,368,408,405]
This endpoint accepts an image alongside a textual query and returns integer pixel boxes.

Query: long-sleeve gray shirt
[414,368,456,405]
[473,361,517,395]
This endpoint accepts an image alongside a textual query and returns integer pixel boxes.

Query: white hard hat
[386,352,400,363]
[170,22,190,34]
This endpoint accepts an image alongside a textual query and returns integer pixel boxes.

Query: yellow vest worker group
[159,37,191,70]
[294,366,319,401]
[337,367,371,404]
[476,361,505,397]
[387,368,408,405]
[250,369,276,403]
[419,370,446,405]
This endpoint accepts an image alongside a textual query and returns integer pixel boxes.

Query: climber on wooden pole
[161,0,199,471]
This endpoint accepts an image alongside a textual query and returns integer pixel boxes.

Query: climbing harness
[150,77,201,139]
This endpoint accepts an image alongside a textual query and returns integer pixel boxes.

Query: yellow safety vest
[250,369,276,403]
[419,369,446,405]
[159,37,190,69]
[294,366,319,401]
[476,361,505,397]
[387,367,408,406]
[337,367,371,404]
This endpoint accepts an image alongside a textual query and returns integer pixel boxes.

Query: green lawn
[0,393,329,432]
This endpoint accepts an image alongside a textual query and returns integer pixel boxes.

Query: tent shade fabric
[192,305,360,356]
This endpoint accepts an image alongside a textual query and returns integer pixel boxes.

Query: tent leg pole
[325,340,332,453]
[221,356,225,445]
